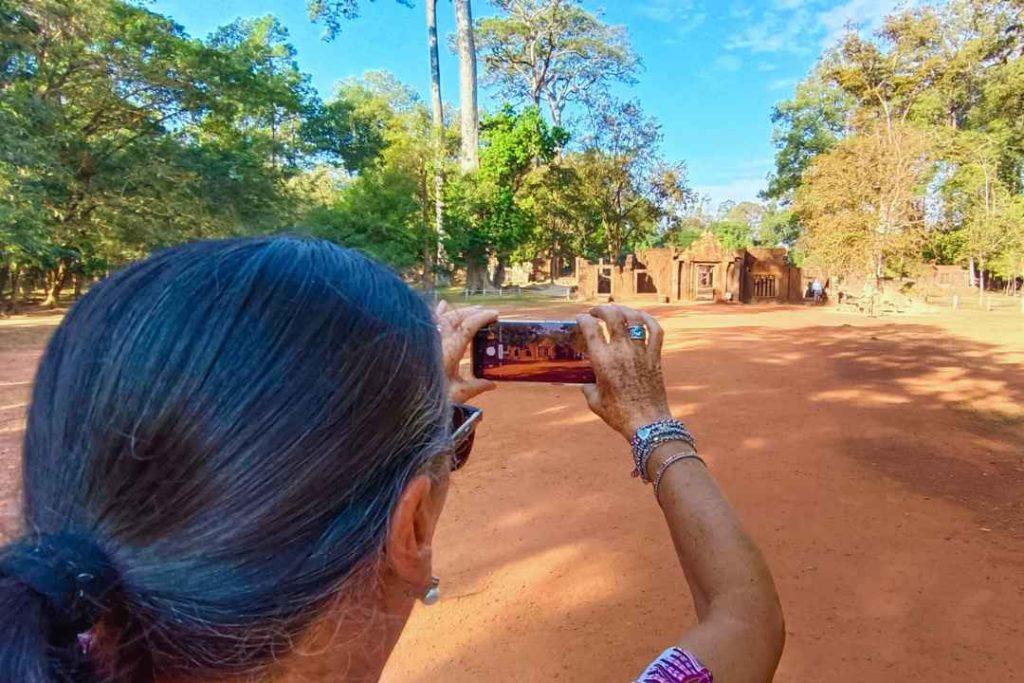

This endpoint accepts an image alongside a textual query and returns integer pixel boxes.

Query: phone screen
[472,321,596,384]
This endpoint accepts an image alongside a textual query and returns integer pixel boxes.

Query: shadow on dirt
[402,319,1024,682]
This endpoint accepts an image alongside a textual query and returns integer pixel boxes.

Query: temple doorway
[695,264,715,301]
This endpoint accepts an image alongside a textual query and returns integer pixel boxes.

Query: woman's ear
[385,474,447,590]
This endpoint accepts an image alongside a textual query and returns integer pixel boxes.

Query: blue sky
[149,0,909,208]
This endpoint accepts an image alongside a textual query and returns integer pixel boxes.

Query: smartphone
[471,320,596,384]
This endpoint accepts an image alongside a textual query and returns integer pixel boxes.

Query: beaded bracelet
[630,419,694,461]
[632,434,695,481]
[632,427,694,482]
[630,419,696,482]
[653,452,707,500]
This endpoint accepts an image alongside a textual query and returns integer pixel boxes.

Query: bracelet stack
[653,452,707,499]
[629,418,696,483]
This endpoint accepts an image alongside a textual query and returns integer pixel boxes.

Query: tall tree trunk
[426,0,447,270]
[421,240,436,288]
[466,256,489,291]
[454,0,479,172]
[42,261,69,309]
[979,257,986,305]
[491,255,507,289]
[0,262,8,314]
[419,172,436,288]
[969,256,977,287]
[8,266,20,314]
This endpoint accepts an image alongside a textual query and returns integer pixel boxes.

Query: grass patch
[426,286,573,307]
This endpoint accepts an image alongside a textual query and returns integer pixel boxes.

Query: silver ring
[627,324,647,341]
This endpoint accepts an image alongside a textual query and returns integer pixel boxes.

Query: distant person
[811,278,824,304]
[0,237,783,682]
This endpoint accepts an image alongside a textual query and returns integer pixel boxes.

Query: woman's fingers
[639,310,664,358]
[590,304,629,341]
[621,308,648,347]
[577,306,671,439]
[440,304,480,331]
[436,303,499,403]
[437,305,495,350]
[435,299,450,319]
[455,308,497,347]
[576,313,606,354]
[452,377,496,403]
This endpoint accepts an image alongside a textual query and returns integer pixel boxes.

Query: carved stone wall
[576,232,804,304]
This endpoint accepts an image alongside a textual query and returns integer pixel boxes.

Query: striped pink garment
[635,648,713,683]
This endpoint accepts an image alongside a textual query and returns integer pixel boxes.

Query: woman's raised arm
[578,304,785,682]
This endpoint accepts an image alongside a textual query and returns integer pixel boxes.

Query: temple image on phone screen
[477,322,595,383]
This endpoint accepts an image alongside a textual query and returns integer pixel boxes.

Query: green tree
[518,162,599,272]
[307,0,413,39]
[476,0,639,126]
[1,1,316,306]
[758,207,802,248]
[444,106,567,288]
[301,73,439,276]
[306,70,422,173]
[306,0,450,281]
[796,122,933,284]
[571,100,694,259]
[989,196,1024,307]
[763,72,852,201]
[708,221,753,251]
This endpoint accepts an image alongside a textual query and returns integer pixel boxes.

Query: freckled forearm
[650,441,783,676]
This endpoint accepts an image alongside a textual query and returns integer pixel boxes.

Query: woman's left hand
[436,300,499,403]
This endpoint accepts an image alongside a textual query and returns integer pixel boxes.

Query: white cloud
[724,7,817,54]
[724,0,916,55]
[818,0,909,48]
[767,77,799,91]
[636,0,706,29]
[757,62,779,71]
[714,54,744,71]
[772,0,811,8]
[729,3,754,20]
[695,177,768,207]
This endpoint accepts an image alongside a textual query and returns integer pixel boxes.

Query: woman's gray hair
[1,236,450,681]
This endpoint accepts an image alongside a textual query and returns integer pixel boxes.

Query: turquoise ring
[627,324,647,341]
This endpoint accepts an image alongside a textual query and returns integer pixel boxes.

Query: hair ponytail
[14,237,449,679]
[0,573,60,682]
[0,533,119,682]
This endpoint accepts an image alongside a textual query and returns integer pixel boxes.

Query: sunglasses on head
[449,403,482,472]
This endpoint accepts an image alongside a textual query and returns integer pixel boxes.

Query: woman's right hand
[576,305,672,441]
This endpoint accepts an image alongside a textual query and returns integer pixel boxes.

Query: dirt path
[385,305,1024,682]
[1,305,1022,682]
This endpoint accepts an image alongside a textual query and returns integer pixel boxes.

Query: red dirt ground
[482,358,595,383]
[1,304,1022,682]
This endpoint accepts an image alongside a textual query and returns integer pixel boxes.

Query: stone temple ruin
[576,232,812,304]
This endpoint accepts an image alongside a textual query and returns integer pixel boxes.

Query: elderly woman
[0,237,783,682]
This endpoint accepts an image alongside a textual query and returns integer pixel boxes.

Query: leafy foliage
[0,2,330,305]
[475,0,638,126]
[443,106,566,284]
[767,0,1024,287]
[307,0,413,40]
[796,123,933,280]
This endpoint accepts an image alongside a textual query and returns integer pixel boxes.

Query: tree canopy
[1,1,319,305]
[765,0,1024,289]
[475,0,638,127]
[5,0,1022,307]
